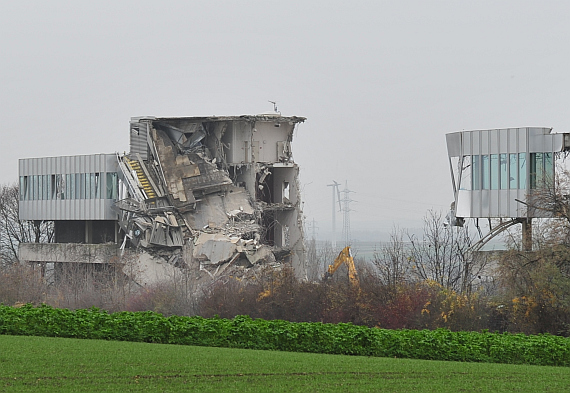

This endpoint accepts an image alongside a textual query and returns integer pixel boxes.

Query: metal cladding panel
[481,191,490,217]
[489,190,499,217]
[527,127,564,153]
[499,129,508,153]
[553,133,565,151]
[130,121,148,160]
[490,130,499,154]
[472,191,481,217]
[500,190,509,217]
[516,189,527,217]
[470,132,478,156]
[508,129,518,154]
[508,189,518,217]
[481,130,489,155]
[529,128,547,152]
[446,132,462,157]
[464,131,472,154]
[19,200,114,221]
[456,189,471,217]
[517,128,528,152]
[19,154,116,175]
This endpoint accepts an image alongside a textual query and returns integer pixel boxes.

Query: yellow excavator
[324,246,359,289]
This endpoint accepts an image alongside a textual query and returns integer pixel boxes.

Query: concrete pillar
[522,218,532,251]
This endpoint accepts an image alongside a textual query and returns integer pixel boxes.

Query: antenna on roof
[268,100,279,114]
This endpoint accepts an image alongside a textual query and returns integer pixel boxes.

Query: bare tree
[407,210,487,294]
[372,227,410,289]
[316,241,337,281]
[305,237,320,281]
[0,183,54,265]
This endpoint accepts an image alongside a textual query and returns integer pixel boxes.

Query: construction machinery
[324,246,359,288]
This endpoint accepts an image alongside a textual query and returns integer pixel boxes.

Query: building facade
[446,127,570,221]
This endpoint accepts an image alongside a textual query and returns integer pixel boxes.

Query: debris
[114,115,308,279]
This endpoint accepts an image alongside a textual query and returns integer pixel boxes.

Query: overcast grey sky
[1,1,569,240]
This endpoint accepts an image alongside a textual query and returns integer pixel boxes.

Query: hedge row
[1,304,569,366]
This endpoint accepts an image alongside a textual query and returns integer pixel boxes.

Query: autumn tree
[490,167,570,335]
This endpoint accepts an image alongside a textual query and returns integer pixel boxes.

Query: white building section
[18,153,118,221]
[446,127,570,223]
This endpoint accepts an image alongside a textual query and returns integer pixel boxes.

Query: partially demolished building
[19,114,307,284]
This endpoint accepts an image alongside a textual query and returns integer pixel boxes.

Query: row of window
[19,173,118,201]
[465,153,553,191]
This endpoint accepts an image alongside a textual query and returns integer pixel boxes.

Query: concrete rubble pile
[114,114,307,281]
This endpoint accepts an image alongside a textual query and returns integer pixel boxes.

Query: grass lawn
[1,335,569,392]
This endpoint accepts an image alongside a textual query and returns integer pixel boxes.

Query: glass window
[91,173,96,199]
[490,154,499,190]
[482,155,490,190]
[19,176,26,201]
[545,153,553,187]
[460,156,471,190]
[38,175,44,200]
[519,153,527,189]
[530,153,541,189]
[537,153,544,187]
[33,175,38,200]
[499,154,508,189]
[55,174,64,199]
[472,156,480,190]
[65,174,71,200]
[81,174,87,199]
[85,173,91,199]
[530,152,554,189]
[75,174,81,199]
[106,172,118,199]
[94,173,100,199]
[509,153,517,189]
[50,175,56,199]
[44,175,50,200]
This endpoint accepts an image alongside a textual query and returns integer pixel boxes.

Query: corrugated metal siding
[19,199,116,220]
[130,121,148,160]
[447,128,565,219]
[18,154,118,221]
[19,154,116,175]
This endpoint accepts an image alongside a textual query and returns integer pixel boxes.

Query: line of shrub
[1,304,569,366]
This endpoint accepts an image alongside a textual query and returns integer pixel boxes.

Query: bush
[2,304,570,366]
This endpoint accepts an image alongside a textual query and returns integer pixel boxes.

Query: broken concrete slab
[183,185,255,230]
[193,233,237,265]
[245,245,276,265]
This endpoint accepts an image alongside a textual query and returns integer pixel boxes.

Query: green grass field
[1,335,569,392]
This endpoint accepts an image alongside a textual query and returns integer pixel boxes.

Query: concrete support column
[85,221,93,244]
[522,218,532,251]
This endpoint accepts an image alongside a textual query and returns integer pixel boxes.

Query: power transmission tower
[327,181,341,249]
[339,181,355,247]
[307,218,318,241]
